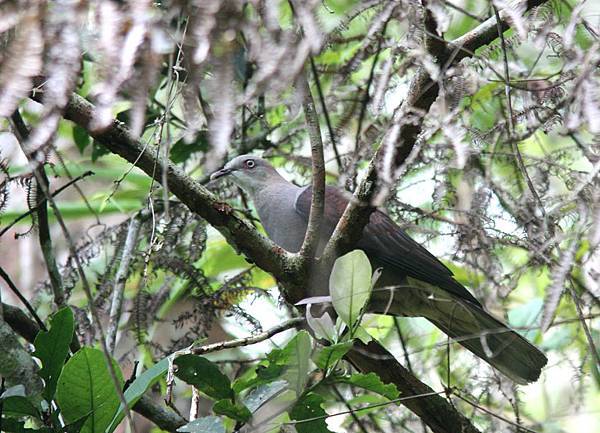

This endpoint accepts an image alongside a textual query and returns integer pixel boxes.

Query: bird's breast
[254,185,307,253]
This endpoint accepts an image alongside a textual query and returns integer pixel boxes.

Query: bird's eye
[245,159,256,169]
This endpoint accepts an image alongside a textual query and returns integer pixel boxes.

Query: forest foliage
[0,0,599,432]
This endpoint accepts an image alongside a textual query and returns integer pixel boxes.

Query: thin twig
[354,15,390,157]
[454,392,539,433]
[331,385,376,433]
[309,55,342,169]
[106,212,144,354]
[567,282,600,368]
[0,266,47,332]
[493,4,546,217]
[285,391,446,425]
[10,111,66,308]
[0,170,94,239]
[191,317,303,355]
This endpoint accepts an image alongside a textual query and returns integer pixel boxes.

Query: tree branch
[346,341,481,433]
[106,211,144,354]
[298,69,326,262]
[29,90,303,293]
[322,0,549,265]
[191,317,304,355]
[10,111,66,308]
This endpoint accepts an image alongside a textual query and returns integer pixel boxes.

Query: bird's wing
[294,186,481,306]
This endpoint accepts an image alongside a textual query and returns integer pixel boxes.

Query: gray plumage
[211,154,547,384]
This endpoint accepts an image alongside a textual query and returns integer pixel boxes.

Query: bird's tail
[426,302,547,384]
[370,284,547,384]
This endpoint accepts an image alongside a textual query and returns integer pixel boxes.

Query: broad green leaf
[213,399,251,422]
[170,132,209,163]
[174,355,233,401]
[0,417,32,432]
[177,416,225,433]
[329,250,372,329]
[332,372,399,400]
[73,125,91,154]
[56,347,124,433]
[242,380,287,413]
[232,331,312,395]
[0,386,41,424]
[274,331,311,397]
[34,307,75,401]
[290,392,331,433]
[107,356,170,432]
[313,341,353,370]
[305,306,339,342]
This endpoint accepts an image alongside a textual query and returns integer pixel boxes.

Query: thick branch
[298,69,326,261]
[347,341,481,433]
[28,91,302,291]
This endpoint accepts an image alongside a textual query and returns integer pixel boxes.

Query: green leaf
[55,347,124,433]
[73,125,91,154]
[0,385,41,419]
[107,357,170,432]
[177,416,225,433]
[332,372,399,400]
[212,399,251,422]
[272,331,311,397]
[233,331,312,395]
[313,341,353,370]
[170,132,209,163]
[242,380,287,413]
[91,141,110,162]
[174,355,233,401]
[290,392,331,433]
[0,417,34,432]
[329,250,372,329]
[33,307,74,401]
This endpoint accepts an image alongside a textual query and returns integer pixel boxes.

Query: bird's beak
[210,167,232,181]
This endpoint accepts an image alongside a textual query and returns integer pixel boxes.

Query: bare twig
[106,211,144,353]
[0,170,94,239]
[567,282,600,368]
[309,55,342,169]
[10,111,65,308]
[493,5,546,217]
[0,267,46,332]
[286,389,446,426]
[454,392,539,433]
[191,317,303,355]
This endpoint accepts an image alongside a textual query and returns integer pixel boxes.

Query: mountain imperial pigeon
[211,154,547,384]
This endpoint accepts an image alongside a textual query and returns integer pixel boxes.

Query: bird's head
[210,154,282,195]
